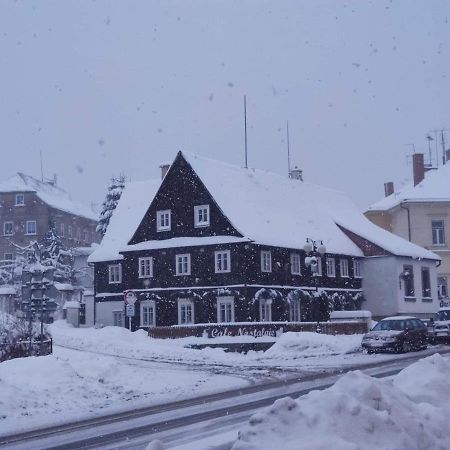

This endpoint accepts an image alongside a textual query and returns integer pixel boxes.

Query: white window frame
[25,220,37,236]
[139,257,154,278]
[215,250,231,273]
[432,220,445,245]
[140,300,156,327]
[217,296,235,323]
[194,204,210,227]
[108,264,122,284]
[289,298,301,322]
[113,310,123,327]
[157,210,171,232]
[261,250,272,273]
[176,253,191,276]
[178,299,194,324]
[354,259,362,278]
[290,253,301,275]
[15,194,24,206]
[326,257,336,277]
[316,257,322,276]
[3,222,13,236]
[68,225,73,238]
[339,258,349,278]
[259,298,272,322]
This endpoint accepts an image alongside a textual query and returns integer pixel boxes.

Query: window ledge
[404,297,417,302]
[421,297,433,303]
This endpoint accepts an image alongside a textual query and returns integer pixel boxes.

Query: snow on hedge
[264,332,361,359]
[232,354,450,450]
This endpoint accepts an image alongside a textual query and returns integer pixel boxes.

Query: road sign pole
[128,316,131,331]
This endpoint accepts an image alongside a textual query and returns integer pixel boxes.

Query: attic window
[157,210,171,232]
[194,205,210,227]
[15,194,24,206]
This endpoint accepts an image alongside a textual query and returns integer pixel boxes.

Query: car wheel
[401,341,411,353]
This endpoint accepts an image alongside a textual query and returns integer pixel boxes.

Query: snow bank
[232,354,450,450]
[264,332,361,358]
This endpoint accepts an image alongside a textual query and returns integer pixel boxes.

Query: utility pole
[286,121,291,178]
[244,96,248,169]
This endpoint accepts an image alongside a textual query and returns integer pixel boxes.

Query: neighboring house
[0,286,17,315]
[366,152,450,308]
[88,151,439,329]
[0,172,100,271]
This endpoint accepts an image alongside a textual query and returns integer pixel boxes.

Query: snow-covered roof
[72,244,99,256]
[88,179,162,263]
[382,315,417,320]
[89,151,439,263]
[366,162,450,212]
[0,173,97,220]
[182,152,438,260]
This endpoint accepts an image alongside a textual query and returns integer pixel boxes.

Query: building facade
[0,173,100,278]
[89,152,439,329]
[365,152,450,308]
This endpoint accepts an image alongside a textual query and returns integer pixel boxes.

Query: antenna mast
[286,121,291,178]
[244,95,248,169]
[40,150,44,181]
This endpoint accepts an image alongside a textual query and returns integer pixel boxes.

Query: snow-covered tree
[96,174,126,236]
[40,221,73,282]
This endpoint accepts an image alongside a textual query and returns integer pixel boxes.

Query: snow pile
[48,321,367,369]
[264,332,361,358]
[232,354,450,450]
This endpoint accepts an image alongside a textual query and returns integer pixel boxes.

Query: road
[1,346,449,450]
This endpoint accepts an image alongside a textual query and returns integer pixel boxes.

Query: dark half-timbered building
[89,151,440,329]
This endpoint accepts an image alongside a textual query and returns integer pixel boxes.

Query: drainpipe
[399,202,411,241]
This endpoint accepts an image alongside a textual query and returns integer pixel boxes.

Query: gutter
[399,202,411,241]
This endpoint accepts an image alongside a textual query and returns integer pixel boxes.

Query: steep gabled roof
[89,151,440,263]
[0,173,97,220]
[366,162,450,212]
[88,179,162,262]
[182,152,438,260]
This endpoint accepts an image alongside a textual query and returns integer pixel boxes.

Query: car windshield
[372,320,406,331]
[435,310,450,321]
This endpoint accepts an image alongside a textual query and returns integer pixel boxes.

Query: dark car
[361,316,428,353]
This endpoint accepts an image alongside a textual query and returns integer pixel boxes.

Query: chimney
[159,164,170,180]
[384,181,394,197]
[412,153,425,186]
[290,166,303,181]
[446,149,450,163]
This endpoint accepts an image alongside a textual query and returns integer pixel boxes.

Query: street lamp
[303,238,327,327]
[304,238,326,275]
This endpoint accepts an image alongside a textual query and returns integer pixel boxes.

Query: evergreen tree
[96,174,126,236]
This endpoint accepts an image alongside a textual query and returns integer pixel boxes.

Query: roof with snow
[366,162,450,212]
[89,151,439,263]
[88,179,162,262]
[0,173,97,220]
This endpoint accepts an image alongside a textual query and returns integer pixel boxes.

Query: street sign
[124,291,137,305]
[126,304,135,317]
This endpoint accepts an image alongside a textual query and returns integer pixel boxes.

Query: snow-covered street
[1,320,449,444]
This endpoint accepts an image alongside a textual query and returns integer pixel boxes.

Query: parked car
[431,307,450,342]
[361,316,428,353]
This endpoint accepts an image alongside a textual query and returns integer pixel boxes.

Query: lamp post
[304,238,327,325]
[303,238,326,280]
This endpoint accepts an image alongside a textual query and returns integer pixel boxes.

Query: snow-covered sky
[0,0,449,211]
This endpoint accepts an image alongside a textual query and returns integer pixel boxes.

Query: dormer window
[194,205,210,227]
[157,210,171,232]
[15,194,24,206]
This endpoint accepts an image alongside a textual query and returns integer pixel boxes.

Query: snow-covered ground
[0,321,437,439]
[231,354,450,450]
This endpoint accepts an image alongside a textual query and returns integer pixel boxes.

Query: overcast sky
[0,0,449,213]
